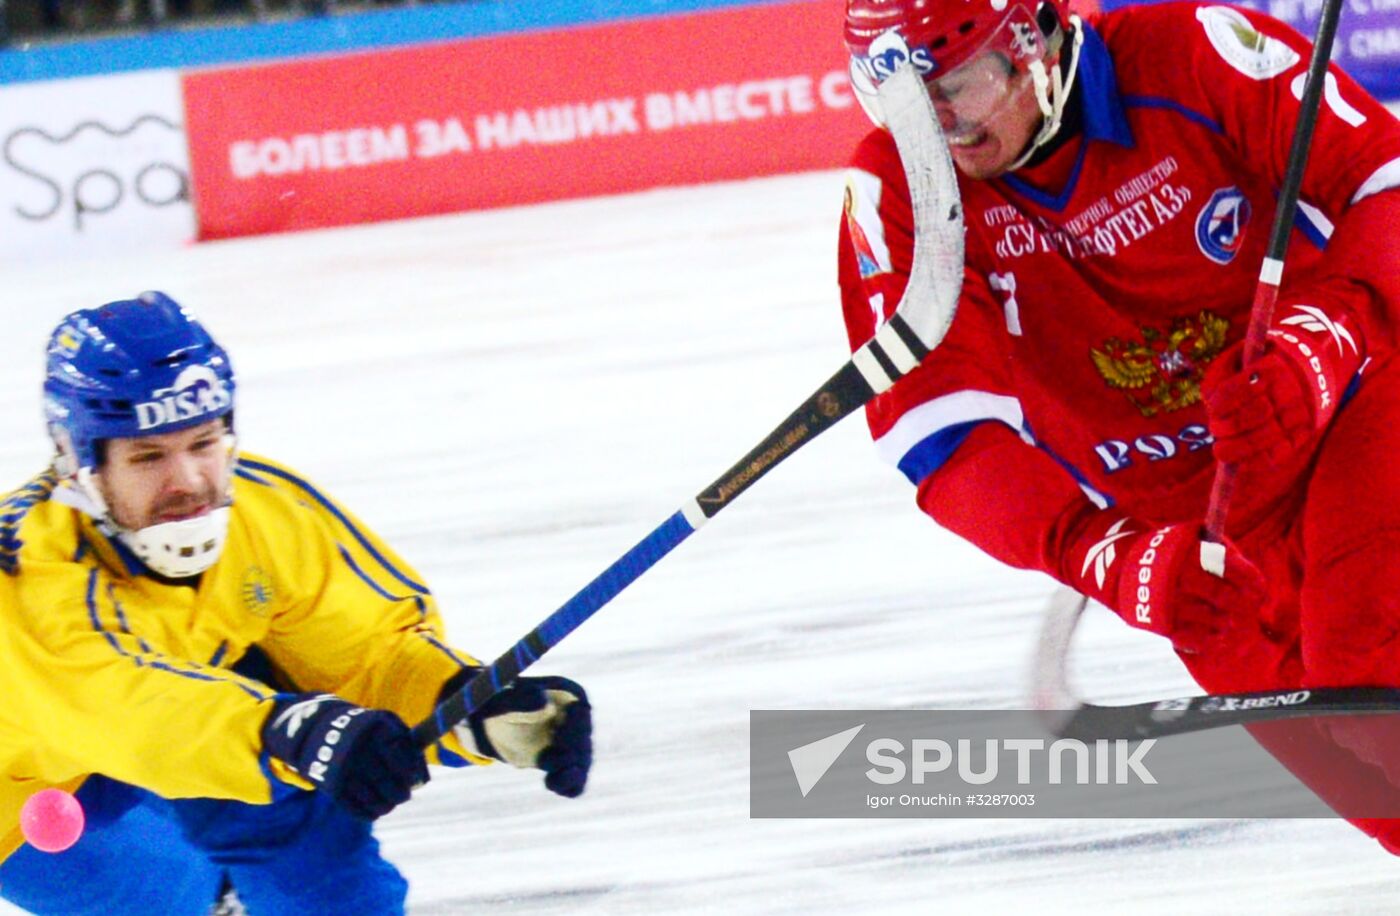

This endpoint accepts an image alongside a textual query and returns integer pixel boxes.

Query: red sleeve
[838,129,1024,484]
[914,422,1098,584]
[1160,3,1400,218]
[1103,4,1400,364]
[1278,189,1400,359]
[838,128,1104,579]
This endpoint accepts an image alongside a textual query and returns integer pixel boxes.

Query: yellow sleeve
[234,455,491,767]
[9,551,289,804]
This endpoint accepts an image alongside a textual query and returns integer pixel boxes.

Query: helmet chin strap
[1006,14,1085,173]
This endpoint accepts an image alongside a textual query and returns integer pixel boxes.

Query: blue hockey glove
[445,670,593,798]
[262,693,428,820]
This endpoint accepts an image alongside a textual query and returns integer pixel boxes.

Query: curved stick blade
[856,64,965,395]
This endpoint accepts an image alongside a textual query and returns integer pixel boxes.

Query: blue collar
[1075,20,1133,148]
[1002,21,1132,209]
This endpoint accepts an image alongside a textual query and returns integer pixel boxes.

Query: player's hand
[262,693,428,820]
[1069,512,1271,654]
[1202,305,1360,469]
[449,671,593,798]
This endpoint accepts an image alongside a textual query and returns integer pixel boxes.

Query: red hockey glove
[1202,303,1362,468]
[1065,510,1271,654]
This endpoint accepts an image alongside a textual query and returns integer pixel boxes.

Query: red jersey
[838,1,1400,581]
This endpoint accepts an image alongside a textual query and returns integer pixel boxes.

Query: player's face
[99,419,232,532]
[928,50,1048,180]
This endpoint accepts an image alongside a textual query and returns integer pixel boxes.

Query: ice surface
[1,170,1397,913]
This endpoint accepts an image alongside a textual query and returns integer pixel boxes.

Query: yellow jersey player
[0,292,593,914]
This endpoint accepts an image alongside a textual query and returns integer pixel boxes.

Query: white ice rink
[2,169,1398,913]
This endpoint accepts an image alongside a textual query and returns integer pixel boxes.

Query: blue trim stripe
[1341,369,1364,408]
[0,471,57,574]
[421,633,474,670]
[1004,141,1089,213]
[1020,418,1114,509]
[85,569,129,659]
[1292,206,1330,249]
[108,584,134,634]
[85,568,269,699]
[0,0,786,86]
[1122,95,1225,135]
[240,458,428,595]
[109,535,147,577]
[337,544,398,602]
[209,641,230,667]
[335,544,427,622]
[235,468,276,488]
[897,422,980,485]
[434,740,474,768]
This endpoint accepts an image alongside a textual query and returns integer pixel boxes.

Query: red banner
[182,0,869,239]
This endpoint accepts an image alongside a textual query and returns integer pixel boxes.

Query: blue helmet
[44,291,236,474]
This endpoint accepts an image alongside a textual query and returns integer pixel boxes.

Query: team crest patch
[1195,187,1252,265]
[241,566,275,617]
[1197,7,1300,80]
[1090,311,1231,417]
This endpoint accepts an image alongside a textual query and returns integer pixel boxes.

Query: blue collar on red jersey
[1076,21,1134,148]
[1002,21,1132,210]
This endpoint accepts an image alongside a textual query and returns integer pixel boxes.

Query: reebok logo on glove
[1203,302,1362,471]
[1278,304,1357,356]
[1268,329,1333,414]
[1064,508,1270,655]
[1132,527,1170,626]
[305,707,366,783]
[270,694,330,739]
[262,692,428,820]
[1081,518,1137,589]
[269,694,369,783]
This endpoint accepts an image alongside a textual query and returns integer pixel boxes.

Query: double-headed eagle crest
[1090,311,1231,417]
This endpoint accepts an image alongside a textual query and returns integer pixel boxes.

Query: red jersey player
[839,0,1400,846]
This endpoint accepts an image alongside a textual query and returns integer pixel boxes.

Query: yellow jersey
[0,452,486,861]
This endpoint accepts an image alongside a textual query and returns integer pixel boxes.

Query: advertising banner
[0,70,195,261]
[182,0,868,240]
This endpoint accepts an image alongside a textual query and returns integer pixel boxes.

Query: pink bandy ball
[19,789,85,853]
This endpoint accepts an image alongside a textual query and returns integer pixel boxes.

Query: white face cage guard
[117,507,233,579]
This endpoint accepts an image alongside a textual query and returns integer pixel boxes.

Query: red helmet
[844,0,1074,136]
[844,0,1070,81]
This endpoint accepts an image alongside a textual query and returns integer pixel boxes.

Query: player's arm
[9,556,286,804]
[1177,7,1400,470]
[238,461,487,746]
[246,457,591,795]
[917,422,1269,654]
[11,531,428,821]
[839,136,1267,653]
